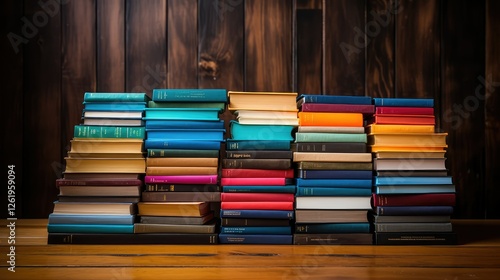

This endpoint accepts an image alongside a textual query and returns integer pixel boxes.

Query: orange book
[372,114,435,125]
[368,133,448,147]
[370,146,447,152]
[298,112,363,127]
[367,124,435,134]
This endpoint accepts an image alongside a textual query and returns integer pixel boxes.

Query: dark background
[1,0,499,218]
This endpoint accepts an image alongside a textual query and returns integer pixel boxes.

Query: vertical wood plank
[0,0,24,218]
[126,0,167,95]
[366,0,396,98]
[441,0,485,218]
[167,0,198,88]
[485,0,500,218]
[323,0,366,95]
[297,8,322,94]
[198,0,244,91]
[97,0,125,92]
[245,0,293,92]
[395,0,440,99]
[22,0,62,217]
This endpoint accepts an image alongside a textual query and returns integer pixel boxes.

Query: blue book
[146,129,225,141]
[297,94,372,105]
[373,98,434,107]
[221,226,292,235]
[84,92,149,102]
[375,184,456,195]
[297,170,373,179]
[226,140,291,150]
[296,178,373,189]
[222,185,296,193]
[144,108,221,121]
[145,139,221,150]
[296,187,372,196]
[374,206,454,216]
[152,88,227,102]
[230,121,294,141]
[295,223,371,234]
[83,102,147,111]
[48,214,135,225]
[47,224,135,234]
[374,176,453,186]
[220,210,294,219]
[145,120,224,129]
[219,234,293,244]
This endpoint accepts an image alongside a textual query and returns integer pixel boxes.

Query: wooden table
[1,219,499,279]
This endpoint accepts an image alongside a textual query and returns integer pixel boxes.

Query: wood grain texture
[396,0,440,99]
[366,0,396,98]
[441,0,486,218]
[297,8,322,94]
[126,0,167,95]
[97,0,125,92]
[323,0,366,95]
[22,0,62,218]
[245,0,293,91]
[485,0,500,218]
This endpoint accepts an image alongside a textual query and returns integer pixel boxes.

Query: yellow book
[367,124,435,134]
[228,91,298,111]
[368,133,448,147]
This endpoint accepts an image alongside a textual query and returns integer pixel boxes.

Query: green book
[74,125,145,139]
[295,132,367,143]
[84,92,149,102]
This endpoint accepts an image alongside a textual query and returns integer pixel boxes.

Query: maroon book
[221,168,294,178]
[375,106,434,115]
[371,193,456,207]
[300,103,375,114]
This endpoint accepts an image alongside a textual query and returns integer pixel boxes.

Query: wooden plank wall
[1,0,498,219]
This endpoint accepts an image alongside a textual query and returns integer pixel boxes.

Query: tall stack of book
[292,94,374,245]
[368,97,457,245]
[48,92,149,244]
[219,91,298,244]
[136,89,227,244]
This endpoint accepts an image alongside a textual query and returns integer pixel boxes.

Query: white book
[296,196,372,210]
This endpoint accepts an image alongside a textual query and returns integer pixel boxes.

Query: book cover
[374,184,456,195]
[145,140,221,150]
[221,193,294,202]
[293,233,373,245]
[371,193,456,207]
[295,223,371,233]
[222,158,291,169]
[48,233,218,244]
[221,218,291,227]
[375,106,434,115]
[141,191,221,202]
[296,170,373,179]
[293,152,372,162]
[225,140,291,150]
[374,232,457,245]
[227,91,298,112]
[221,168,294,178]
[83,102,147,111]
[296,187,372,196]
[144,108,221,121]
[373,206,455,216]
[374,176,453,185]
[137,202,210,217]
[147,149,220,158]
[145,120,224,129]
[74,125,145,139]
[218,234,292,244]
[296,178,372,189]
[296,196,372,210]
[84,92,149,102]
[145,184,220,192]
[225,150,293,159]
[134,223,216,234]
[373,222,453,233]
[230,121,295,141]
[152,88,227,102]
[221,185,296,194]
[47,224,134,234]
[48,214,135,225]
[373,98,434,107]
[292,142,367,153]
[298,112,363,127]
[146,129,225,141]
[295,210,369,223]
[220,226,292,235]
[220,209,294,219]
[300,103,375,114]
[145,175,218,184]
[221,201,294,210]
[221,177,294,186]
[297,94,372,105]
[295,132,367,143]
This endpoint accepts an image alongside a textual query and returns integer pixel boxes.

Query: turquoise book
[48,214,135,225]
[230,121,294,141]
[296,187,372,196]
[84,92,150,102]
[145,120,224,129]
[152,88,227,102]
[148,101,226,110]
[144,108,221,121]
[47,224,135,234]
[375,184,456,195]
[295,223,371,234]
[74,125,145,139]
[83,102,147,111]
[145,139,221,150]
[374,176,453,185]
[146,129,225,141]
[295,132,367,143]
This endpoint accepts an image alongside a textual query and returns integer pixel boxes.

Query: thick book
[147,149,220,158]
[141,191,221,202]
[297,94,372,105]
[297,161,373,170]
[293,152,372,162]
[371,114,436,125]
[225,140,291,150]
[300,103,375,114]
[373,158,447,171]
[221,168,294,178]
[58,185,141,197]
[152,88,227,102]
[69,139,144,154]
[221,193,294,202]
[296,196,372,210]
[64,158,146,174]
[295,210,369,223]
[373,97,434,107]
[73,125,145,139]
[294,233,373,245]
[221,218,291,227]
[297,126,365,133]
[375,106,434,115]
[368,133,447,147]
[225,150,293,159]
[370,146,446,153]
[371,193,456,207]
[235,110,299,125]
[134,223,216,234]
[146,166,218,176]
[221,177,294,186]
[137,202,211,217]
[374,176,453,185]
[296,178,372,189]
[295,223,371,234]
[296,170,373,179]
[220,201,294,211]
[146,157,218,167]
[82,110,143,119]
[48,233,218,244]
[230,121,294,141]
[148,101,225,110]
[67,152,144,159]
[220,209,294,219]
[374,184,456,195]
[374,232,457,245]
[47,224,134,234]
[237,117,299,126]
[144,184,220,192]
[227,91,298,111]
[292,142,366,153]
[220,226,292,235]
[295,132,367,143]
[52,201,135,215]
[83,102,147,111]
[145,175,218,184]
[373,206,455,216]
[145,120,225,129]
[56,178,142,187]
[57,196,140,203]
[145,139,221,150]
[367,124,436,134]
[298,112,363,127]
[222,158,291,169]
[84,92,149,102]
[144,108,221,121]
[370,214,451,223]
[373,222,453,233]
[140,214,214,225]
[82,118,144,127]
[218,234,292,244]
[374,151,446,159]
[296,187,372,197]
[146,129,225,141]
[375,170,449,177]
[62,173,142,180]
[48,214,135,225]
[221,185,296,194]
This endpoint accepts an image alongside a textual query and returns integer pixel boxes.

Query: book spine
[300,95,372,105]
[47,224,134,234]
[230,121,294,141]
[218,234,292,244]
[145,140,221,150]
[145,109,219,121]
[374,222,453,233]
[296,178,372,189]
[221,177,292,186]
[145,120,225,129]
[56,179,143,186]
[225,140,291,150]
[48,233,218,244]
[292,142,367,153]
[374,232,457,245]
[225,150,293,159]
[152,88,227,102]
[374,176,453,185]
[74,125,145,139]
[220,210,294,219]
[295,132,367,143]
[220,226,292,235]
[146,130,225,141]
[222,159,291,169]
[373,98,434,107]
[145,184,220,192]
[146,157,218,167]
[147,149,219,158]
[222,185,296,193]
[297,170,373,179]
[375,185,456,195]
[141,191,221,202]
[221,168,295,178]
[48,214,135,225]
[371,193,456,207]
[221,193,294,202]
[292,152,372,162]
[148,101,225,109]
[298,161,373,170]
[293,233,373,245]
[301,103,375,114]
[295,223,370,234]
[298,112,363,126]
[221,218,291,227]
[376,106,434,115]
[146,166,218,176]
[133,223,216,234]
[296,187,372,196]
[144,175,218,184]
[221,201,294,210]
[84,92,147,102]
[374,206,454,216]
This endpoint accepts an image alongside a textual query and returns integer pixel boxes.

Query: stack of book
[292,94,374,245]
[368,97,457,245]
[219,91,298,244]
[136,89,228,244]
[48,92,149,244]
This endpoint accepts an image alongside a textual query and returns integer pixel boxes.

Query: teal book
[47,224,135,234]
[145,120,224,129]
[83,102,147,111]
[230,121,294,141]
[48,214,135,225]
[144,108,221,121]
[295,132,367,143]
[152,88,227,102]
[222,185,296,193]
[297,94,372,105]
[226,140,291,150]
[146,129,225,141]
[220,226,292,235]
[375,184,456,195]
[295,223,371,234]
[145,139,221,150]
[296,187,372,196]
[374,176,453,185]
[84,92,149,102]
[296,178,372,189]
[74,125,145,139]
[148,101,225,110]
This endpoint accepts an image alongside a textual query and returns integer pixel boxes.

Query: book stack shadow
[48,92,149,244]
[137,89,228,244]
[218,91,298,244]
[369,97,457,245]
[292,94,375,245]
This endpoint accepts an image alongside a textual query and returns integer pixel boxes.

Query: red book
[376,106,435,115]
[221,201,294,210]
[300,103,375,114]
[372,114,435,125]
[371,193,456,207]
[221,177,294,186]
[221,168,294,178]
[56,178,143,187]
[221,193,295,202]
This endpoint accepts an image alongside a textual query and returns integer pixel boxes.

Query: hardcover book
[218,234,292,244]
[152,88,227,102]
[73,125,145,139]
[221,168,294,178]
[374,232,457,245]
[227,91,298,112]
[230,121,294,141]
[220,209,294,219]
[134,223,216,234]
[295,223,371,233]
[295,132,367,143]
[296,196,372,210]
[297,94,372,105]
[371,193,456,207]
[144,108,221,121]
[137,202,211,217]
[292,152,372,162]
[141,191,221,202]
[373,97,434,107]
[84,92,150,102]
[300,103,375,114]
[298,112,363,127]
[225,140,291,150]
[48,233,218,244]
[222,158,291,169]
[294,233,373,245]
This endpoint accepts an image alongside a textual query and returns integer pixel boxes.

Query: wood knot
[199,53,219,80]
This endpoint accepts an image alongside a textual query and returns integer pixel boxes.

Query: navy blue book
[47,224,135,234]
[373,206,454,216]
[220,209,294,219]
[146,129,225,141]
[152,88,227,102]
[48,214,135,225]
[296,187,372,196]
[221,226,292,235]
[296,178,373,189]
[374,176,453,186]
[226,140,291,150]
[83,102,147,111]
[145,120,224,129]
[145,139,221,150]
[219,234,292,244]
[373,98,434,107]
[297,170,373,179]
[295,223,371,234]
[222,185,296,193]
[297,94,372,105]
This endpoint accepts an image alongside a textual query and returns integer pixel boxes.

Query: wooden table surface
[1,219,499,279]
